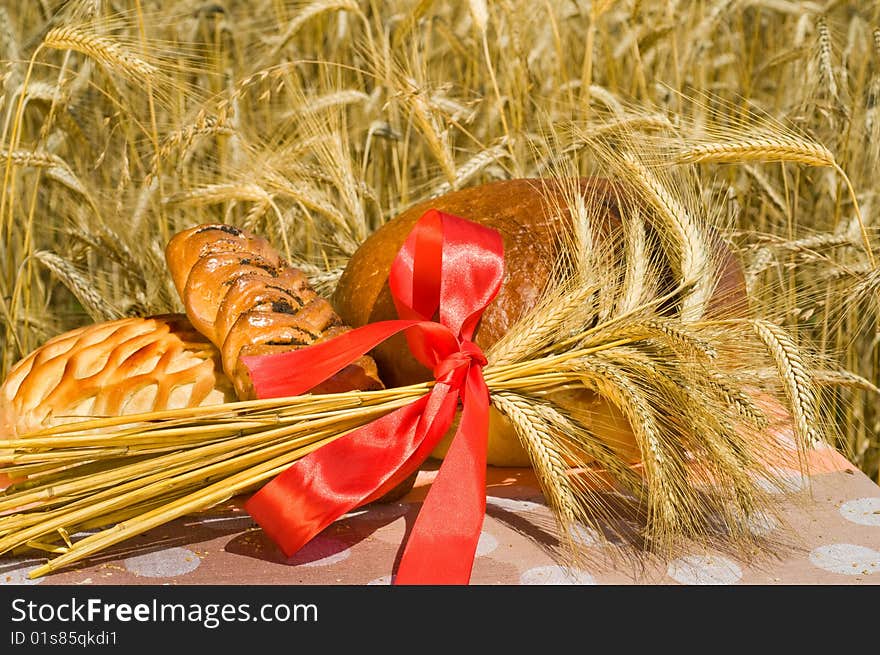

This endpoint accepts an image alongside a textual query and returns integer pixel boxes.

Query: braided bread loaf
[0,314,236,439]
[1,225,384,437]
[164,224,384,400]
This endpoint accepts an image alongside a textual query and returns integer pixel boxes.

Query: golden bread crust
[0,314,235,437]
[334,178,748,466]
[165,224,383,399]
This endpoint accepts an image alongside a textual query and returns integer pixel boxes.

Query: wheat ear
[163,183,272,207]
[42,27,157,81]
[615,203,651,316]
[486,282,599,366]
[677,136,875,266]
[576,356,690,548]
[34,251,120,322]
[675,136,835,167]
[490,392,580,527]
[814,369,880,396]
[619,152,713,322]
[751,319,822,450]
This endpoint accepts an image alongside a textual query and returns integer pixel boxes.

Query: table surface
[2,437,879,586]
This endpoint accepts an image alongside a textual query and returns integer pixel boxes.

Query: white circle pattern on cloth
[839,498,880,527]
[486,496,547,513]
[743,510,779,537]
[123,547,201,578]
[0,560,43,585]
[565,522,601,547]
[772,428,799,451]
[476,531,499,557]
[753,468,808,495]
[285,537,351,567]
[667,555,743,585]
[367,574,394,585]
[519,565,596,585]
[808,544,879,576]
[193,515,257,531]
[343,502,410,522]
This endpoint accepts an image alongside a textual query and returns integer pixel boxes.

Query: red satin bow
[241,209,504,585]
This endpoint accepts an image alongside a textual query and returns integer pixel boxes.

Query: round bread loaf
[333,177,748,466]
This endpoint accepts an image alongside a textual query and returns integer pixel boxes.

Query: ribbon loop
[242,210,505,585]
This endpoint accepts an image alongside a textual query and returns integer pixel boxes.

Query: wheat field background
[1,0,878,485]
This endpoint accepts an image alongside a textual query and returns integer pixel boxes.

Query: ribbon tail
[245,384,459,558]
[241,319,421,399]
[394,366,489,585]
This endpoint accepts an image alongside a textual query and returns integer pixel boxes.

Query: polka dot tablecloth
[1,446,878,586]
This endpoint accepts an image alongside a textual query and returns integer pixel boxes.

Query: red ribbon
[241,209,504,585]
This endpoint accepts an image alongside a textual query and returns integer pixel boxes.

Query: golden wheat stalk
[25,435,338,579]
[675,136,875,266]
[267,0,362,57]
[575,355,691,544]
[815,15,840,106]
[581,318,719,361]
[0,387,430,574]
[429,138,510,198]
[297,89,370,115]
[496,390,645,498]
[814,368,880,396]
[0,315,807,578]
[851,268,880,303]
[33,251,121,322]
[150,115,235,173]
[42,27,157,81]
[3,147,89,197]
[490,392,580,526]
[616,203,652,316]
[486,282,599,366]
[163,183,272,207]
[618,152,714,322]
[705,372,769,428]
[674,136,835,167]
[750,319,822,450]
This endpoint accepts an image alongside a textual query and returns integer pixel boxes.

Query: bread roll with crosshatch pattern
[0,314,236,439]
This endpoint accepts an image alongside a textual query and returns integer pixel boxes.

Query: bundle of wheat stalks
[1,0,878,577]
[0,159,843,578]
[0,227,836,578]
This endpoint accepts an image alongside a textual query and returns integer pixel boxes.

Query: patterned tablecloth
[2,439,879,586]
